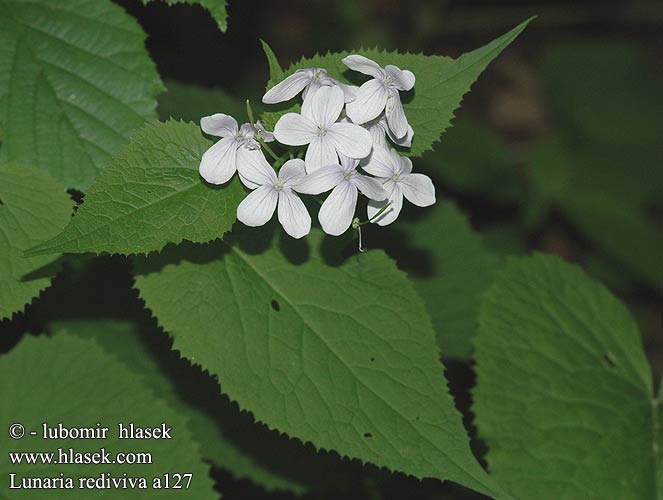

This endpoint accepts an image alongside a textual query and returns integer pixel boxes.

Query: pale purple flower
[274,86,373,173]
[362,146,435,226]
[263,67,356,104]
[364,113,414,149]
[296,155,388,236]
[343,55,415,139]
[236,157,311,239]
[199,113,270,185]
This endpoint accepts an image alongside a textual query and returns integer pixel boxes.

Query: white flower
[342,55,415,139]
[236,156,311,239]
[254,120,275,142]
[365,113,414,149]
[296,155,388,236]
[263,67,356,104]
[362,146,435,226]
[199,113,267,185]
[274,86,373,173]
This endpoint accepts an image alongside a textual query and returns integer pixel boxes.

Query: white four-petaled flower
[343,55,415,140]
[199,113,272,185]
[362,146,435,226]
[262,67,356,104]
[236,157,311,239]
[274,86,373,172]
[296,155,388,235]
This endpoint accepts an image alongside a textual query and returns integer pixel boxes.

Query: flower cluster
[199,55,435,240]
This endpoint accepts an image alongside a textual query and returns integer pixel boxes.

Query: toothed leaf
[0,0,163,189]
[0,163,72,320]
[25,121,244,257]
[473,254,660,499]
[134,225,508,499]
[260,19,533,157]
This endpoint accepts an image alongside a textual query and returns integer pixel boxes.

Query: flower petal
[385,65,415,91]
[279,159,307,188]
[361,145,397,178]
[336,81,358,102]
[262,70,312,104]
[326,122,373,160]
[255,120,274,142]
[400,173,436,207]
[236,147,276,188]
[301,85,344,126]
[345,79,389,125]
[342,54,385,79]
[386,122,414,147]
[274,113,317,146]
[318,181,358,236]
[350,174,388,201]
[366,119,389,149]
[367,182,404,226]
[385,92,409,139]
[199,137,238,185]
[304,136,339,172]
[236,186,278,227]
[399,155,413,175]
[294,164,344,194]
[201,113,238,138]
[278,190,311,239]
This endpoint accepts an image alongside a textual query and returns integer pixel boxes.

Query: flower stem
[353,201,393,227]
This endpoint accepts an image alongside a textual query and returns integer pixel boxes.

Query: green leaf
[134,226,508,498]
[158,79,246,123]
[473,254,660,499]
[260,40,284,82]
[143,0,228,32]
[52,319,307,495]
[25,121,244,257]
[528,140,663,292]
[371,201,501,359]
[260,18,533,157]
[0,332,216,498]
[0,163,72,320]
[0,0,163,190]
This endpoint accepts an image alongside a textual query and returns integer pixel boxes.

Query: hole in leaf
[363,432,373,438]
[271,299,280,312]
[603,352,617,368]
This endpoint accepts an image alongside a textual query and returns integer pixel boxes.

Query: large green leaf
[260,18,533,157]
[473,254,660,499]
[0,163,72,320]
[0,0,163,189]
[0,332,215,498]
[25,121,244,257]
[134,225,508,498]
[142,0,228,32]
[52,319,307,495]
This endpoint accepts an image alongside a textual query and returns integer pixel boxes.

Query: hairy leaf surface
[260,19,532,157]
[0,332,215,498]
[473,254,660,499]
[0,0,163,189]
[134,226,507,498]
[25,121,244,257]
[0,163,72,320]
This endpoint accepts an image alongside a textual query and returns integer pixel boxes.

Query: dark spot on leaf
[271,299,280,312]
[0,198,4,205]
[415,416,420,421]
[370,357,375,362]
[363,432,373,438]
[603,352,617,368]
